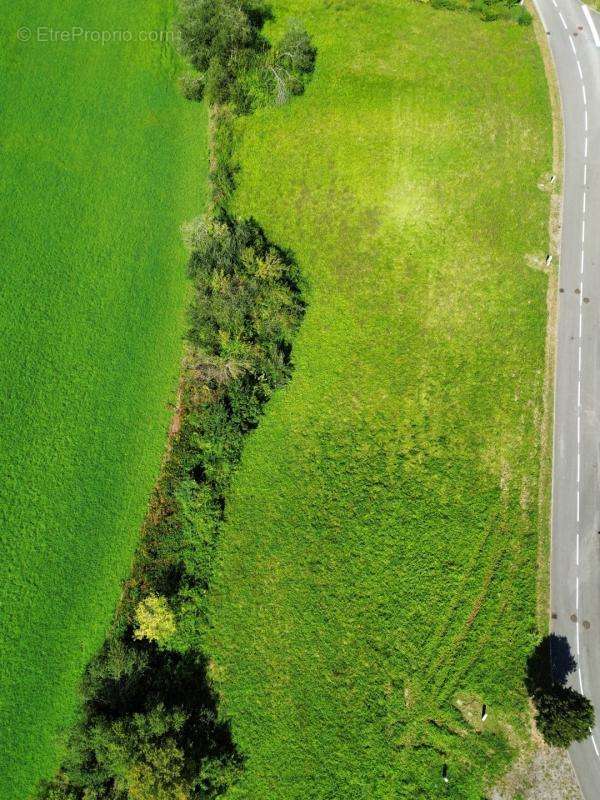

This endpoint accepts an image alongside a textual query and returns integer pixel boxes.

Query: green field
[207,1,552,797]
[0,2,207,797]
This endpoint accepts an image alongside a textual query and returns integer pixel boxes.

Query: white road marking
[547,0,599,756]
[583,4,600,47]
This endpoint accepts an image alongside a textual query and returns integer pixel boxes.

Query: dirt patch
[490,701,582,799]
[525,252,550,271]
[491,743,582,800]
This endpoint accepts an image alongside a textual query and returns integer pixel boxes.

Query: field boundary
[529,0,564,634]
[34,4,316,797]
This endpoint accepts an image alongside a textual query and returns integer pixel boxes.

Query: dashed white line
[548,0,599,758]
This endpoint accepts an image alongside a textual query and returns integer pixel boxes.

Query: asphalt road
[531,0,600,794]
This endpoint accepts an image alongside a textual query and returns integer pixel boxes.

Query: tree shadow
[82,636,243,772]
[525,633,577,695]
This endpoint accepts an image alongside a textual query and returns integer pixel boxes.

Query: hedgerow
[35,2,314,798]
[426,0,532,25]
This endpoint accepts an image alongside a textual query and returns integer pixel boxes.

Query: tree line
[36,1,314,798]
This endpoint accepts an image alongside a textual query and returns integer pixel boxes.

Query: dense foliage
[535,685,595,747]
[178,0,316,109]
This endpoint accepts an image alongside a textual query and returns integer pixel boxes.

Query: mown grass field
[207,1,552,797]
[0,2,207,797]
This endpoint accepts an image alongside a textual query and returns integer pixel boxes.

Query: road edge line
[583,4,600,48]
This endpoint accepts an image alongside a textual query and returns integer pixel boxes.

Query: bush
[512,5,533,24]
[177,0,316,109]
[427,0,533,23]
[179,72,205,101]
[268,22,317,104]
[134,595,177,645]
[211,106,238,206]
[177,0,262,74]
[176,0,269,105]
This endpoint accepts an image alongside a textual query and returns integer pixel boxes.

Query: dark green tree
[534,684,595,748]
[526,635,595,748]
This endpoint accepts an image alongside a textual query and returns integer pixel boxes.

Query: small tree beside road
[535,684,595,747]
[526,634,595,748]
